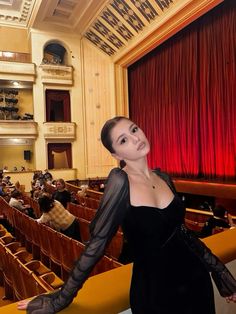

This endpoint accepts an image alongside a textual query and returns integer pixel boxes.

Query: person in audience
[200,204,233,238]
[30,179,44,198]
[43,169,53,182]
[36,194,80,241]
[18,116,236,313]
[2,166,9,173]
[198,201,212,211]
[52,178,71,208]
[2,175,12,186]
[9,190,35,218]
[0,178,7,197]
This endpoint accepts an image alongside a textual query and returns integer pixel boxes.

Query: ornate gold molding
[43,122,76,139]
[39,64,74,85]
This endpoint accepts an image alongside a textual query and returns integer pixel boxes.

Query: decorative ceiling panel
[0,0,37,27]
[85,0,175,56]
[0,0,178,56]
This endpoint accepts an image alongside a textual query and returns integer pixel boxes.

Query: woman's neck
[125,158,150,178]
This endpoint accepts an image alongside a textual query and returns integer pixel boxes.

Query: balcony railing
[0,51,31,63]
[43,122,76,139]
[0,121,38,138]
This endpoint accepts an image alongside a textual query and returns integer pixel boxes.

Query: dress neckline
[130,195,176,211]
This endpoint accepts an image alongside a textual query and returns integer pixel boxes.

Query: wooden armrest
[6,241,22,252]
[0,229,6,236]
[26,260,51,275]
[0,234,15,244]
[14,249,33,263]
[40,272,64,289]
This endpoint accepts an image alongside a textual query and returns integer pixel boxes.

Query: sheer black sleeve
[180,224,236,297]
[27,168,130,314]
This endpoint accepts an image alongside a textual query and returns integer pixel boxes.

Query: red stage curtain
[128,0,235,181]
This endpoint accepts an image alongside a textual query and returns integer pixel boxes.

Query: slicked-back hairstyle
[100,116,129,153]
[101,116,129,168]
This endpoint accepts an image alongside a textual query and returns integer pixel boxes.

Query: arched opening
[43,42,67,65]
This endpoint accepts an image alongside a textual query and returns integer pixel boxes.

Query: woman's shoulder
[109,167,128,177]
[106,167,128,186]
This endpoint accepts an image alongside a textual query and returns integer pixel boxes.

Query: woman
[52,178,71,209]
[18,116,236,313]
[37,194,81,241]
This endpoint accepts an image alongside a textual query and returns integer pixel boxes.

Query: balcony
[0,121,38,138]
[43,122,76,140]
[0,61,36,82]
[39,64,73,85]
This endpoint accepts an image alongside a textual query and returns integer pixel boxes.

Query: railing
[0,51,31,63]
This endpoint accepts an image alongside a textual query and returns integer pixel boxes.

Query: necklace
[127,170,157,189]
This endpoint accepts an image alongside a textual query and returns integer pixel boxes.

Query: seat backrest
[38,224,51,265]
[10,253,51,300]
[91,255,123,276]
[77,217,90,243]
[60,234,84,271]
[47,227,62,265]
[184,218,205,232]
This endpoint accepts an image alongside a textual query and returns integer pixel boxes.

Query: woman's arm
[180,224,236,299]
[19,168,129,313]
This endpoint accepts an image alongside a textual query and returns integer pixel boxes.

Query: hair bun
[120,160,126,169]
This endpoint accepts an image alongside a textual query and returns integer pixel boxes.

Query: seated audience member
[3,175,13,186]
[198,201,212,211]
[3,166,9,173]
[200,204,232,238]
[52,178,71,208]
[43,169,53,182]
[37,194,81,241]
[9,190,35,218]
[32,170,42,181]
[0,178,7,196]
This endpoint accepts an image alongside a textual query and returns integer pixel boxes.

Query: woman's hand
[17,300,30,310]
[225,293,236,303]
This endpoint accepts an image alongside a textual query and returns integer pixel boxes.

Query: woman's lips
[137,142,145,151]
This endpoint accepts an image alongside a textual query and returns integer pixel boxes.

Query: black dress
[53,190,71,208]
[26,168,236,314]
[123,196,215,314]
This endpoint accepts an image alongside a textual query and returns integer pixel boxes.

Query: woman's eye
[132,126,138,133]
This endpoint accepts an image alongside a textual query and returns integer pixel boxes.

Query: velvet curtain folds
[128,0,236,181]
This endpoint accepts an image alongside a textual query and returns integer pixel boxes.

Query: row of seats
[0,197,123,283]
[9,192,124,262]
[67,202,124,261]
[75,195,100,209]
[0,224,63,300]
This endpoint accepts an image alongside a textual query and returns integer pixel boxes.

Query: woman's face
[110,118,150,162]
[56,181,64,190]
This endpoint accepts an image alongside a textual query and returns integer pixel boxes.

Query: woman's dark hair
[100,116,129,168]
[38,195,54,213]
[11,190,22,198]
[213,204,227,218]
